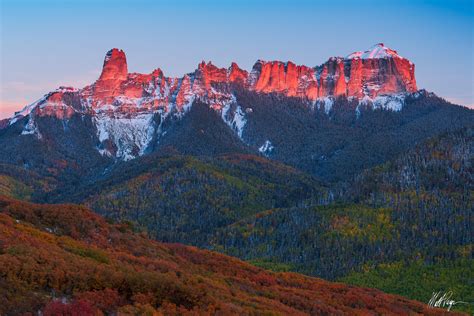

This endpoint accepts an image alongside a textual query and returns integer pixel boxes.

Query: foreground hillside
[0,196,456,315]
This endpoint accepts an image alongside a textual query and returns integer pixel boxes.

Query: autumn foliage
[0,196,458,315]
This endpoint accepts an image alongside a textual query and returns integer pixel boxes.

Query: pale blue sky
[1,0,473,118]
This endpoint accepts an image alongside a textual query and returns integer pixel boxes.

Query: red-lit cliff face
[343,43,417,97]
[17,87,81,121]
[80,53,246,112]
[249,61,319,99]
[228,62,248,83]
[34,88,78,119]
[92,48,128,103]
[80,43,415,112]
[251,44,417,99]
[10,43,418,122]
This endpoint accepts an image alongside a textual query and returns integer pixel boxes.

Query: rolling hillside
[0,196,455,315]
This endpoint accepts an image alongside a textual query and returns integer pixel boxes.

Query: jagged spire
[99,48,128,81]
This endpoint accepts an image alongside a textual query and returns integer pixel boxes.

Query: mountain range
[0,44,472,314]
[1,44,472,182]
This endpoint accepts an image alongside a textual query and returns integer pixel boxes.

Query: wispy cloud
[0,70,100,119]
[0,100,27,119]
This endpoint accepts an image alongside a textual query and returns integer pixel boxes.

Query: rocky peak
[195,61,228,89]
[244,44,417,99]
[228,62,248,83]
[248,60,318,98]
[99,48,128,81]
[92,48,129,103]
[346,43,404,60]
[314,43,417,98]
[151,68,164,78]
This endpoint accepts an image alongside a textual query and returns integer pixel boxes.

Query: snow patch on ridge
[356,93,407,115]
[347,43,403,60]
[9,87,79,126]
[94,113,156,161]
[221,96,247,139]
[259,140,274,157]
[313,97,334,114]
[372,94,406,111]
[232,107,246,139]
[21,115,42,139]
[322,97,334,114]
[9,95,47,126]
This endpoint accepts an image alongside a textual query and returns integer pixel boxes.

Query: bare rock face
[98,48,128,81]
[228,62,248,84]
[175,74,194,109]
[34,87,78,119]
[196,61,228,90]
[93,49,129,103]
[316,57,347,97]
[249,60,318,99]
[249,44,417,99]
[343,43,417,97]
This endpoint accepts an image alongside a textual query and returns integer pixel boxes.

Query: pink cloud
[0,101,26,119]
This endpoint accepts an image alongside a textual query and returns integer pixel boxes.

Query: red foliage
[131,292,156,306]
[75,288,123,313]
[43,299,95,316]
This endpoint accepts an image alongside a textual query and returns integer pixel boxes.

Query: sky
[0,0,473,118]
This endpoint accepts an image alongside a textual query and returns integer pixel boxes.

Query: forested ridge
[75,154,325,245]
[211,128,473,313]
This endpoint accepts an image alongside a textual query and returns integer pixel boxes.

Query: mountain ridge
[3,43,418,161]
